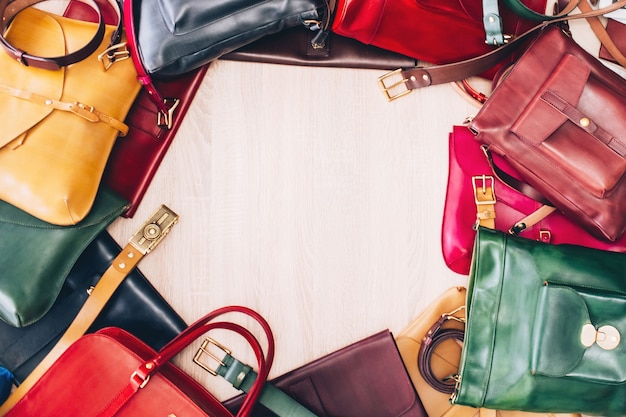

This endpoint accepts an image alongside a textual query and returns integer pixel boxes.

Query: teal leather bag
[0,188,128,327]
[454,227,626,416]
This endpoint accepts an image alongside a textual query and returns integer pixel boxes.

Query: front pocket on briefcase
[511,53,626,199]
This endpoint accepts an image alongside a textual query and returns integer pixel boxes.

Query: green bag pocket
[531,283,626,383]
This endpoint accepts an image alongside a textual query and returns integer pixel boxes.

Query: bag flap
[0,8,66,148]
[0,189,128,327]
[531,284,626,384]
[511,54,588,146]
[531,285,589,376]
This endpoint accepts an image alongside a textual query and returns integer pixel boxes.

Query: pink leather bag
[441,125,626,275]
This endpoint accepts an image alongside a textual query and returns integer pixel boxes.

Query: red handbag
[2,306,273,417]
[442,125,626,275]
[331,0,547,79]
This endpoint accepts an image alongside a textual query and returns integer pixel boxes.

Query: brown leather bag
[469,25,626,242]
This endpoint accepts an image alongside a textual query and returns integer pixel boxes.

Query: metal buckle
[69,102,99,122]
[193,338,231,376]
[539,230,551,242]
[130,371,151,389]
[97,42,130,71]
[443,306,466,324]
[378,69,412,101]
[129,205,179,254]
[471,175,496,205]
[157,98,181,130]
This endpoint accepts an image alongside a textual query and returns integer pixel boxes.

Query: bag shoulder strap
[378,0,626,101]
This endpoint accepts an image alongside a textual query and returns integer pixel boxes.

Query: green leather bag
[454,227,626,416]
[0,188,128,327]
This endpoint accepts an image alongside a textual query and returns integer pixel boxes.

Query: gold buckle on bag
[97,42,130,71]
[129,205,179,255]
[157,98,181,130]
[193,338,232,375]
[472,175,496,205]
[378,69,412,101]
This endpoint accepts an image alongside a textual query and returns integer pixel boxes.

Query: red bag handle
[97,306,274,417]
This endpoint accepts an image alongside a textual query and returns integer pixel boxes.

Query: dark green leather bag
[0,188,128,327]
[454,227,626,416]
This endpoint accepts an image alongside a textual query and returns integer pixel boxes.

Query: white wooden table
[105,18,617,401]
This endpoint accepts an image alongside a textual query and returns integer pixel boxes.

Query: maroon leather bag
[64,1,208,218]
[331,0,547,79]
[469,25,626,242]
[223,330,427,417]
[442,125,626,275]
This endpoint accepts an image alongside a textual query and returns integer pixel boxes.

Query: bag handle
[0,0,123,70]
[97,306,274,417]
[378,0,626,101]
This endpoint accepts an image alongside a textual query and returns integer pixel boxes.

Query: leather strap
[0,83,129,135]
[577,0,626,67]
[378,0,626,101]
[502,0,581,21]
[0,205,178,416]
[483,0,508,46]
[122,0,179,130]
[0,0,122,70]
[418,309,465,394]
[508,205,557,235]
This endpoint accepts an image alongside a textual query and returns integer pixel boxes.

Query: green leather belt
[194,338,317,417]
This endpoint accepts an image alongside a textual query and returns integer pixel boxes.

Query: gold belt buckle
[472,175,496,205]
[97,42,130,71]
[378,69,412,101]
[193,338,232,376]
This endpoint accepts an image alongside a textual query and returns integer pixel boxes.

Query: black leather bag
[222,26,419,70]
[0,231,187,383]
[125,0,330,78]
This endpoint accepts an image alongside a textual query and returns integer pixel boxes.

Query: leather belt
[0,0,122,70]
[418,308,465,394]
[194,338,318,417]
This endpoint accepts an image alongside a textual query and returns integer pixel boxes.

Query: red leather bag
[3,306,273,417]
[331,0,547,79]
[442,125,626,275]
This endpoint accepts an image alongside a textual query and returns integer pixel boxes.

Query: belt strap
[194,339,318,417]
[0,83,129,135]
[378,0,626,101]
[0,0,123,70]
[0,205,179,416]
[418,307,465,394]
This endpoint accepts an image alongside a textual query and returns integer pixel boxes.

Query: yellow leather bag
[0,7,140,225]
[395,286,581,417]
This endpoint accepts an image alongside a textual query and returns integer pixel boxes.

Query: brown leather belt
[0,0,122,70]
[418,309,465,394]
